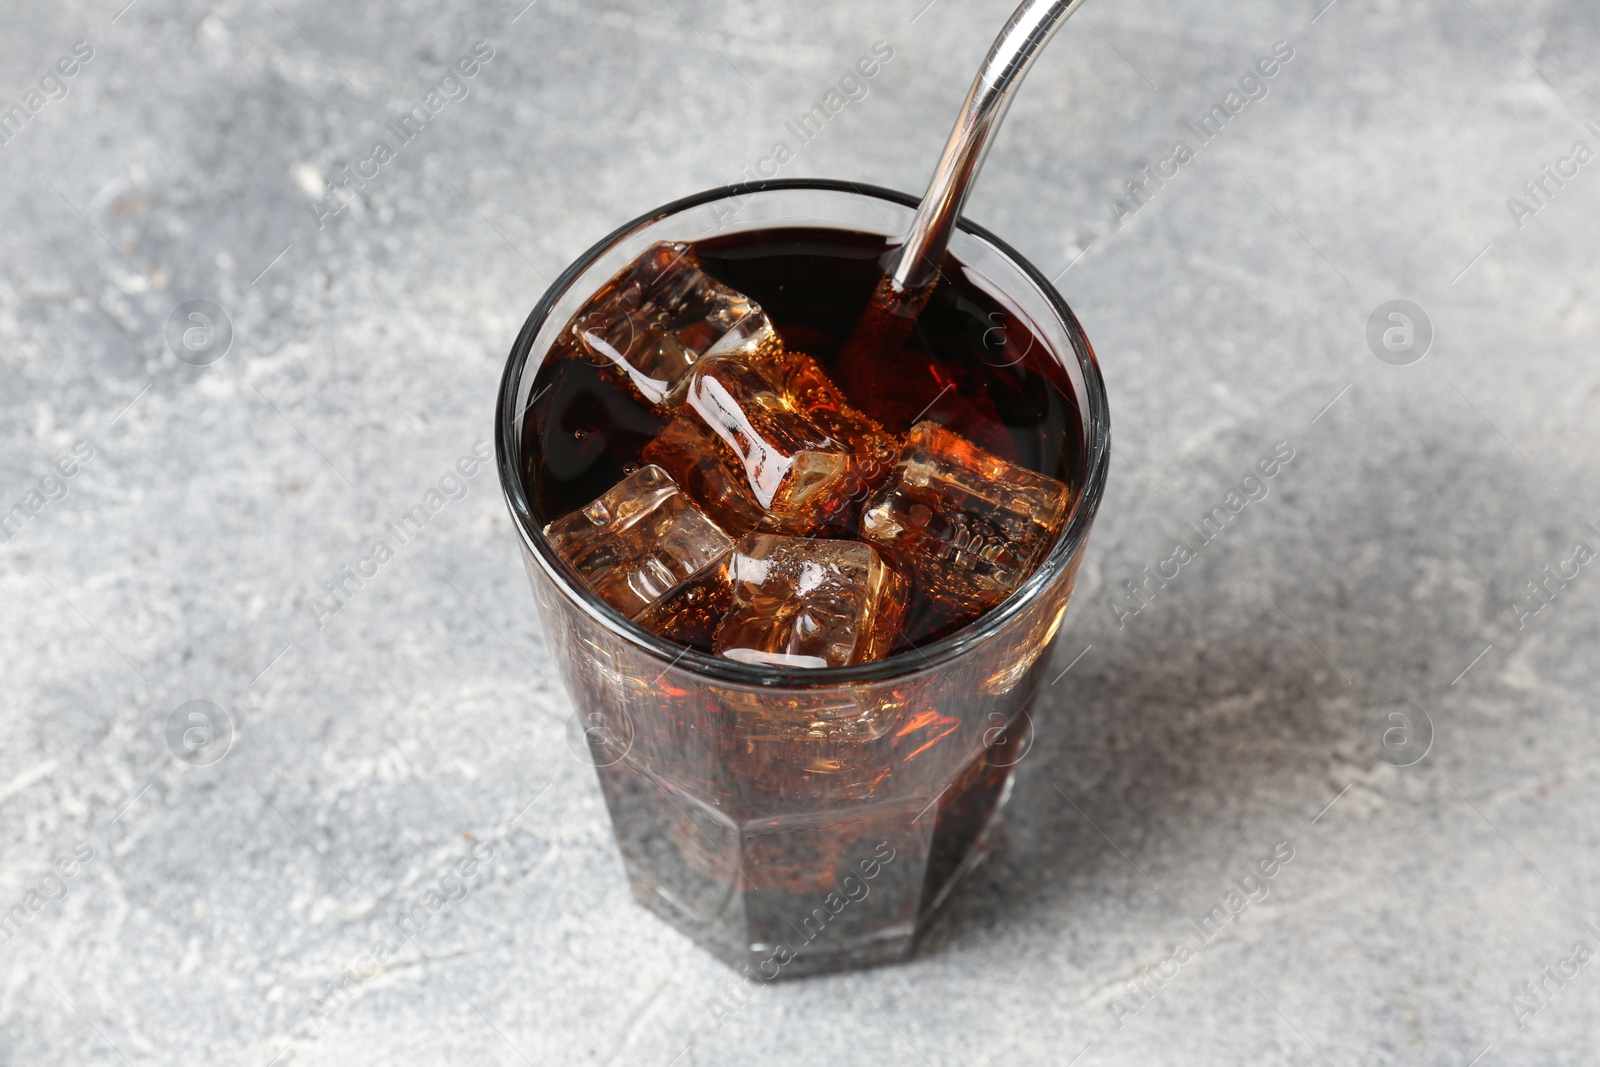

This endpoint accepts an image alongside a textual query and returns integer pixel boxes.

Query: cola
[512,225,1091,975]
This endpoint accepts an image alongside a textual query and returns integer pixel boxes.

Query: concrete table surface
[3,0,1599,1063]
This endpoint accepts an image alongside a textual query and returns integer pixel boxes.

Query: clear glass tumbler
[495,180,1109,978]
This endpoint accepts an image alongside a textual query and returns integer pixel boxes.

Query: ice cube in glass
[859,421,1071,639]
[572,242,777,407]
[684,354,871,534]
[713,534,908,669]
[544,464,733,618]
[760,350,899,486]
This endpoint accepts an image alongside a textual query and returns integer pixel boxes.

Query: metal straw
[889,0,1087,296]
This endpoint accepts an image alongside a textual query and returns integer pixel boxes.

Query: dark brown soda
[520,226,1086,645]
[524,227,1088,974]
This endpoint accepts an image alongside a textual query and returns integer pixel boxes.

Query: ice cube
[685,350,892,534]
[650,350,897,536]
[641,417,770,537]
[571,242,777,408]
[859,421,1070,639]
[544,464,734,618]
[713,534,908,669]
[633,557,732,651]
[760,351,899,485]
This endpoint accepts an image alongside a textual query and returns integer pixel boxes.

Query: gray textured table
[4,0,1599,1063]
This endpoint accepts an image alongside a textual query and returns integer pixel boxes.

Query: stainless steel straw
[889,0,1088,296]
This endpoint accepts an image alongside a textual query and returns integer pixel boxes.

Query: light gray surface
[3,0,1599,1063]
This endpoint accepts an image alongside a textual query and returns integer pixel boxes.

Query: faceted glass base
[593,717,1028,978]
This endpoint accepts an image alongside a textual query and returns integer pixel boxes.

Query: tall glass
[495,181,1109,977]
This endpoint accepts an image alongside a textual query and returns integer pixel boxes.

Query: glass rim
[494,178,1111,689]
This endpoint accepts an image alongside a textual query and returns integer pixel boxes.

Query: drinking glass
[495,179,1109,977]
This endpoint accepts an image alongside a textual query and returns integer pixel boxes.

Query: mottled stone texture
[3,0,1600,1064]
